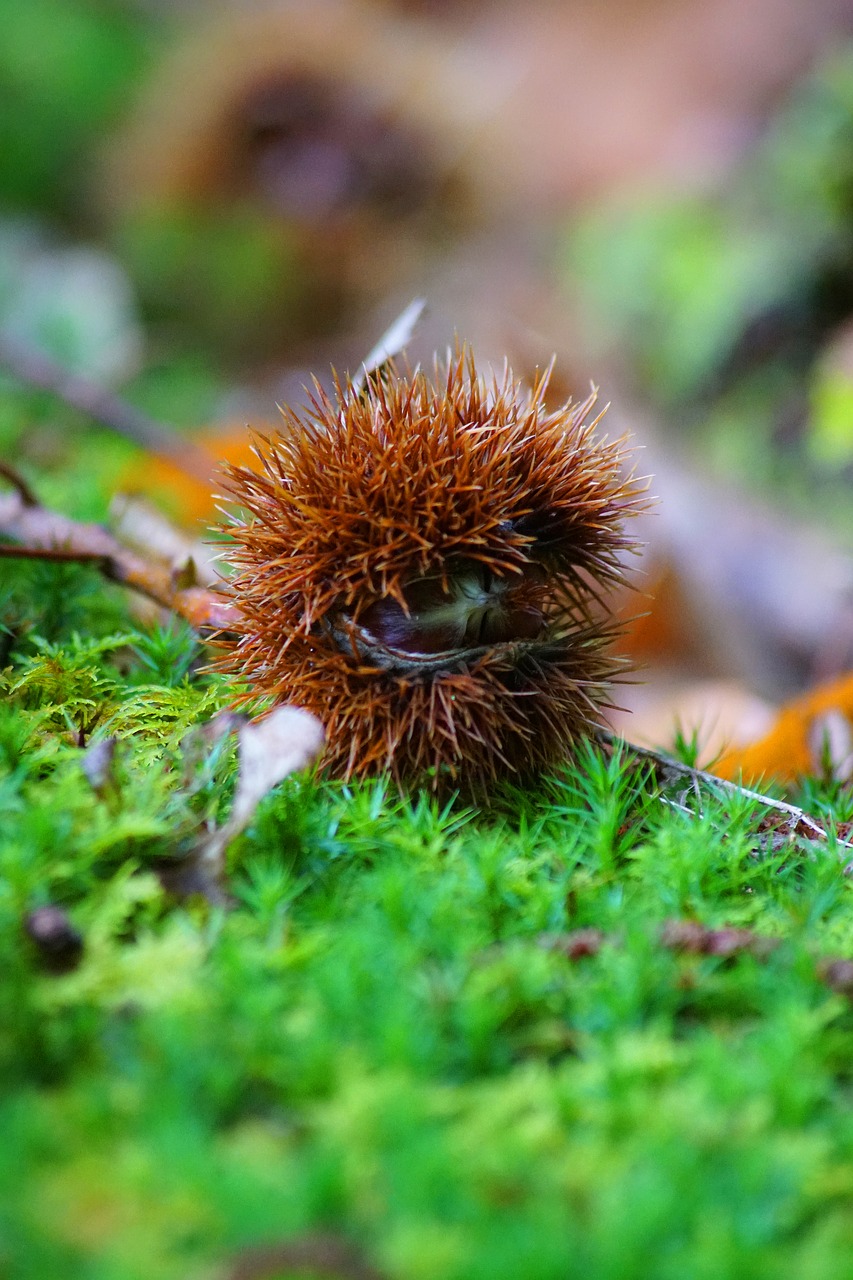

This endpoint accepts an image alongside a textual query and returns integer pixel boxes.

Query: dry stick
[0,460,38,507]
[594,727,842,848]
[0,479,238,633]
[0,330,215,483]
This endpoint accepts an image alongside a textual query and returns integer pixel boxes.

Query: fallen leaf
[714,670,853,786]
[118,426,262,526]
[183,706,326,900]
[81,736,118,797]
[229,707,326,831]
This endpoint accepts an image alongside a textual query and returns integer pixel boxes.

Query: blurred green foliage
[115,205,309,364]
[0,0,316,372]
[566,48,853,503]
[0,0,152,219]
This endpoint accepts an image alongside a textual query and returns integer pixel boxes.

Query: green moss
[2,560,853,1279]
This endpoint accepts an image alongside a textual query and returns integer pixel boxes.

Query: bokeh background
[5,0,853,765]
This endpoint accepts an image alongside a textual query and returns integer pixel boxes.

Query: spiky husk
[216,348,647,791]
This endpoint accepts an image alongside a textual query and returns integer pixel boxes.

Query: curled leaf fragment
[187,706,325,898]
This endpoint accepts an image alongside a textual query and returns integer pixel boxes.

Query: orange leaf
[121,428,262,525]
[714,671,853,785]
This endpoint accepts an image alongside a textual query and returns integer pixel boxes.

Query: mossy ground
[3,554,853,1280]
[3,11,853,1272]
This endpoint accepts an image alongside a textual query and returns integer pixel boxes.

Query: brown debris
[818,957,853,997]
[595,729,844,856]
[24,906,84,975]
[81,737,118,798]
[537,928,607,960]
[161,706,325,905]
[537,919,853,1003]
[660,919,779,960]
[224,1233,385,1280]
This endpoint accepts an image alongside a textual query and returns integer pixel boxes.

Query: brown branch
[0,461,38,507]
[0,486,238,633]
[0,331,214,482]
[0,545,99,563]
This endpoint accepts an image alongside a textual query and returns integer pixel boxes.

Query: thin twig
[0,545,107,563]
[595,727,842,849]
[0,331,214,482]
[0,461,38,507]
[0,486,238,633]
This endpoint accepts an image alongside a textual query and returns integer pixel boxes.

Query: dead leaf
[714,670,853,786]
[230,708,325,828]
[596,729,842,856]
[118,425,265,527]
[0,481,240,633]
[81,736,118,797]
[189,706,325,894]
[110,493,223,587]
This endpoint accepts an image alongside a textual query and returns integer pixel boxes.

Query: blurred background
[5,0,853,770]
